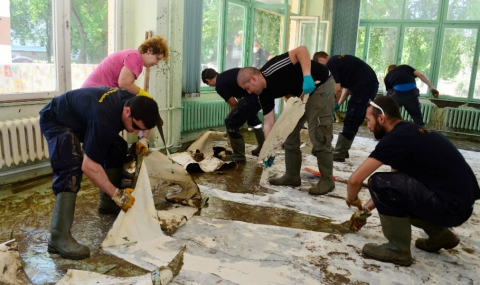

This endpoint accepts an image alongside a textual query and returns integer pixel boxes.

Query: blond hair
[138,35,169,60]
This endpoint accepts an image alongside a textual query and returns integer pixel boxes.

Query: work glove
[136,136,149,156]
[345,197,362,209]
[334,104,340,110]
[137,87,153,98]
[431,88,439,98]
[302,75,316,94]
[263,156,275,168]
[112,188,135,212]
[348,207,371,232]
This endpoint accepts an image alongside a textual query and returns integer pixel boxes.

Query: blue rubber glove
[263,156,275,168]
[302,75,316,94]
[334,104,340,110]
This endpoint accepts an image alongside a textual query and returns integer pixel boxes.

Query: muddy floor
[0,122,479,284]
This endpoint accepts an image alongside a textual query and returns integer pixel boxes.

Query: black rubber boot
[222,137,246,162]
[308,153,335,195]
[252,128,265,156]
[251,128,265,157]
[269,150,302,187]
[48,192,90,260]
[98,168,123,215]
[362,214,413,266]
[333,133,353,162]
[410,218,460,252]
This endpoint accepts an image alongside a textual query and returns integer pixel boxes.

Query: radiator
[0,117,129,169]
[444,107,480,131]
[182,100,230,132]
[400,103,434,124]
[0,117,48,169]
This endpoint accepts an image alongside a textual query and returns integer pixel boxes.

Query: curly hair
[138,35,169,60]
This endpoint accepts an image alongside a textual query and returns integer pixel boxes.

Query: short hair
[313,51,329,62]
[125,96,160,129]
[235,30,243,37]
[201,68,218,84]
[237,67,261,84]
[387,64,397,72]
[138,35,169,61]
[371,95,402,121]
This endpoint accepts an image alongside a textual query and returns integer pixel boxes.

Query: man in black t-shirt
[252,38,272,69]
[39,87,160,260]
[202,68,264,161]
[238,46,337,195]
[384,64,439,126]
[225,31,243,70]
[316,53,379,163]
[345,95,480,267]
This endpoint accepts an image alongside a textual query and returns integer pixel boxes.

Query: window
[358,0,480,101]
[0,0,113,101]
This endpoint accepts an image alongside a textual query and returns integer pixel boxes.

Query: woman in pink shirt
[82,35,169,97]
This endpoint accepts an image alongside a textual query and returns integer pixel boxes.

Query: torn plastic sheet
[0,239,33,285]
[170,131,236,172]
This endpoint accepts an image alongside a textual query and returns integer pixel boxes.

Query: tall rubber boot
[269,150,301,187]
[410,218,460,252]
[333,133,353,162]
[98,168,123,215]
[251,128,265,157]
[362,214,413,266]
[222,137,246,162]
[47,192,90,260]
[308,153,335,195]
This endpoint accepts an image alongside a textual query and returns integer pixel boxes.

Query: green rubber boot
[48,192,90,260]
[269,150,302,187]
[251,128,265,157]
[222,136,246,162]
[333,133,353,162]
[362,214,413,266]
[98,168,123,215]
[410,218,460,252]
[308,153,335,195]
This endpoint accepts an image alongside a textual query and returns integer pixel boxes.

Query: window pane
[224,3,245,70]
[405,0,439,20]
[201,0,220,83]
[438,28,477,98]
[1,0,56,94]
[401,27,435,94]
[474,54,480,99]
[252,8,282,68]
[318,22,329,53]
[356,26,366,59]
[360,0,404,20]
[366,27,398,91]
[70,0,109,90]
[447,0,480,21]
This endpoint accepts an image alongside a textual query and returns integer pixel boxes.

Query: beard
[372,118,386,140]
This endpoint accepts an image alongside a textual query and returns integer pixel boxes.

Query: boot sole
[47,244,90,260]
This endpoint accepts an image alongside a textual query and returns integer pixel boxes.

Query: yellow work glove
[349,207,371,232]
[137,87,153,98]
[136,136,149,156]
[431,88,439,98]
[112,188,135,212]
[345,197,362,209]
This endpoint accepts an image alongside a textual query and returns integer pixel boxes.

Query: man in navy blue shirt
[346,95,480,266]
[238,46,336,195]
[202,68,264,162]
[384,64,439,126]
[316,53,379,162]
[39,87,159,260]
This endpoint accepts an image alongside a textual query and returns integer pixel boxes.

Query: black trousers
[368,172,472,227]
[225,93,262,139]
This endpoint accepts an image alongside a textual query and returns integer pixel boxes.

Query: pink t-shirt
[82,49,144,88]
